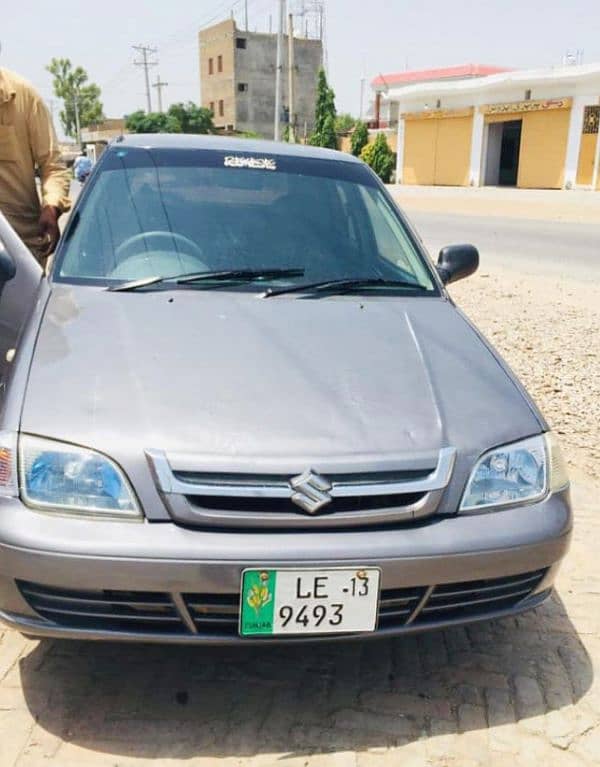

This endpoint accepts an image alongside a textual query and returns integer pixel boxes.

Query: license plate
[239,568,380,637]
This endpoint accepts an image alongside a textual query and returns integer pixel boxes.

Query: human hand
[38,206,61,258]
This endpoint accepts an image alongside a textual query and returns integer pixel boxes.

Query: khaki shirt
[0,68,71,259]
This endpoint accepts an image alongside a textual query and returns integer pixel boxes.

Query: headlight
[460,432,569,512]
[19,435,141,520]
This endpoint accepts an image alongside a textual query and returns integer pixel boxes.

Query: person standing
[0,66,71,265]
[73,148,92,183]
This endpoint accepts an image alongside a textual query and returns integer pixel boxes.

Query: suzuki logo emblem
[290,469,333,514]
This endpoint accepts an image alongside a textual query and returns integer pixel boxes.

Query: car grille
[18,569,547,637]
[183,592,239,635]
[17,581,184,634]
[146,447,456,530]
[184,493,428,515]
[412,570,548,624]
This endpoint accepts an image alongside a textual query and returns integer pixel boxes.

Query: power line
[133,44,159,112]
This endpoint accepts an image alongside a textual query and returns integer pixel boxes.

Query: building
[371,63,600,190]
[199,18,323,139]
[81,119,128,163]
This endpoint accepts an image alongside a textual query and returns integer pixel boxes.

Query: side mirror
[436,244,479,285]
[0,246,16,284]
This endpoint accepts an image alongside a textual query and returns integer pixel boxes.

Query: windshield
[54,147,437,294]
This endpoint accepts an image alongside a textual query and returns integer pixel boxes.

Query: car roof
[111,133,363,164]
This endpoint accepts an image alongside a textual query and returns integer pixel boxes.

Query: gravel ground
[450,266,600,486]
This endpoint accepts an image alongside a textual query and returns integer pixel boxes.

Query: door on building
[484,120,522,186]
[498,121,522,186]
[403,114,473,186]
[518,109,571,189]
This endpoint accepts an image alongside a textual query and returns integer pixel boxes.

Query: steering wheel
[115,230,205,264]
[110,230,207,281]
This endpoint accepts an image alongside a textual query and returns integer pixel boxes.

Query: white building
[371,63,600,190]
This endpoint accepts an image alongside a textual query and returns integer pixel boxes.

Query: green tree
[350,121,369,157]
[166,102,215,134]
[125,111,180,133]
[309,68,337,149]
[125,103,214,134]
[47,58,103,139]
[360,133,395,182]
[334,112,357,135]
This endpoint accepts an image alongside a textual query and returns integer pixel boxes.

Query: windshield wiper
[108,275,165,292]
[108,268,305,293]
[176,268,305,284]
[263,277,428,298]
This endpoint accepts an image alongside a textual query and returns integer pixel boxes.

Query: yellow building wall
[403,119,437,185]
[576,133,598,186]
[339,135,352,153]
[518,109,571,189]
[386,132,398,153]
[434,116,473,186]
[199,19,236,127]
[338,130,397,155]
[403,114,472,186]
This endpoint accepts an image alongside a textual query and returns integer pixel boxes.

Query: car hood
[21,285,542,508]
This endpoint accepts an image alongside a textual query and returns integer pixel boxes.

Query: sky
[2,0,600,138]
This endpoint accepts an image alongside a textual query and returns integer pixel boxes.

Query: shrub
[350,121,368,157]
[360,133,395,182]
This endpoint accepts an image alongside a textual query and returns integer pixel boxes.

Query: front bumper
[0,490,572,643]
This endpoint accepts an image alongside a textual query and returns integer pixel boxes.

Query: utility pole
[359,77,365,121]
[133,44,158,113]
[287,13,296,143]
[274,0,286,140]
[153,74,168,113]
[244,0,248,29]
[73,93,81,145]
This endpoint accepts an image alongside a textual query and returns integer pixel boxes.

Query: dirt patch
[450,267,600,486]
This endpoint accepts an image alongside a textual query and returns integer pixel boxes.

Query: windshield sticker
[224,155,277,171]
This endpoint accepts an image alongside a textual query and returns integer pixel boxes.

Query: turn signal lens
[545,432,569,492]
[0,431,18,497]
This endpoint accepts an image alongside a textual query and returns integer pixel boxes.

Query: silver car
[0,135,571,643]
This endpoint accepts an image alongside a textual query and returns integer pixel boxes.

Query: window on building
[583,105,600,134]
[236,38,247,49]
[217,55,223,73]
[218,100,224,117]
[238,83,248,93]
[208,58,214,75]
[525,89,532,101]
[209,101,215,114]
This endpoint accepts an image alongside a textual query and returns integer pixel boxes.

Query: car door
[0,211,43,378]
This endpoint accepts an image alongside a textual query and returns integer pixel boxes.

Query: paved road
[406,210,600,281]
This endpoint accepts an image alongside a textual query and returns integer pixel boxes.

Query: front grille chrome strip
[145,447,456,499]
